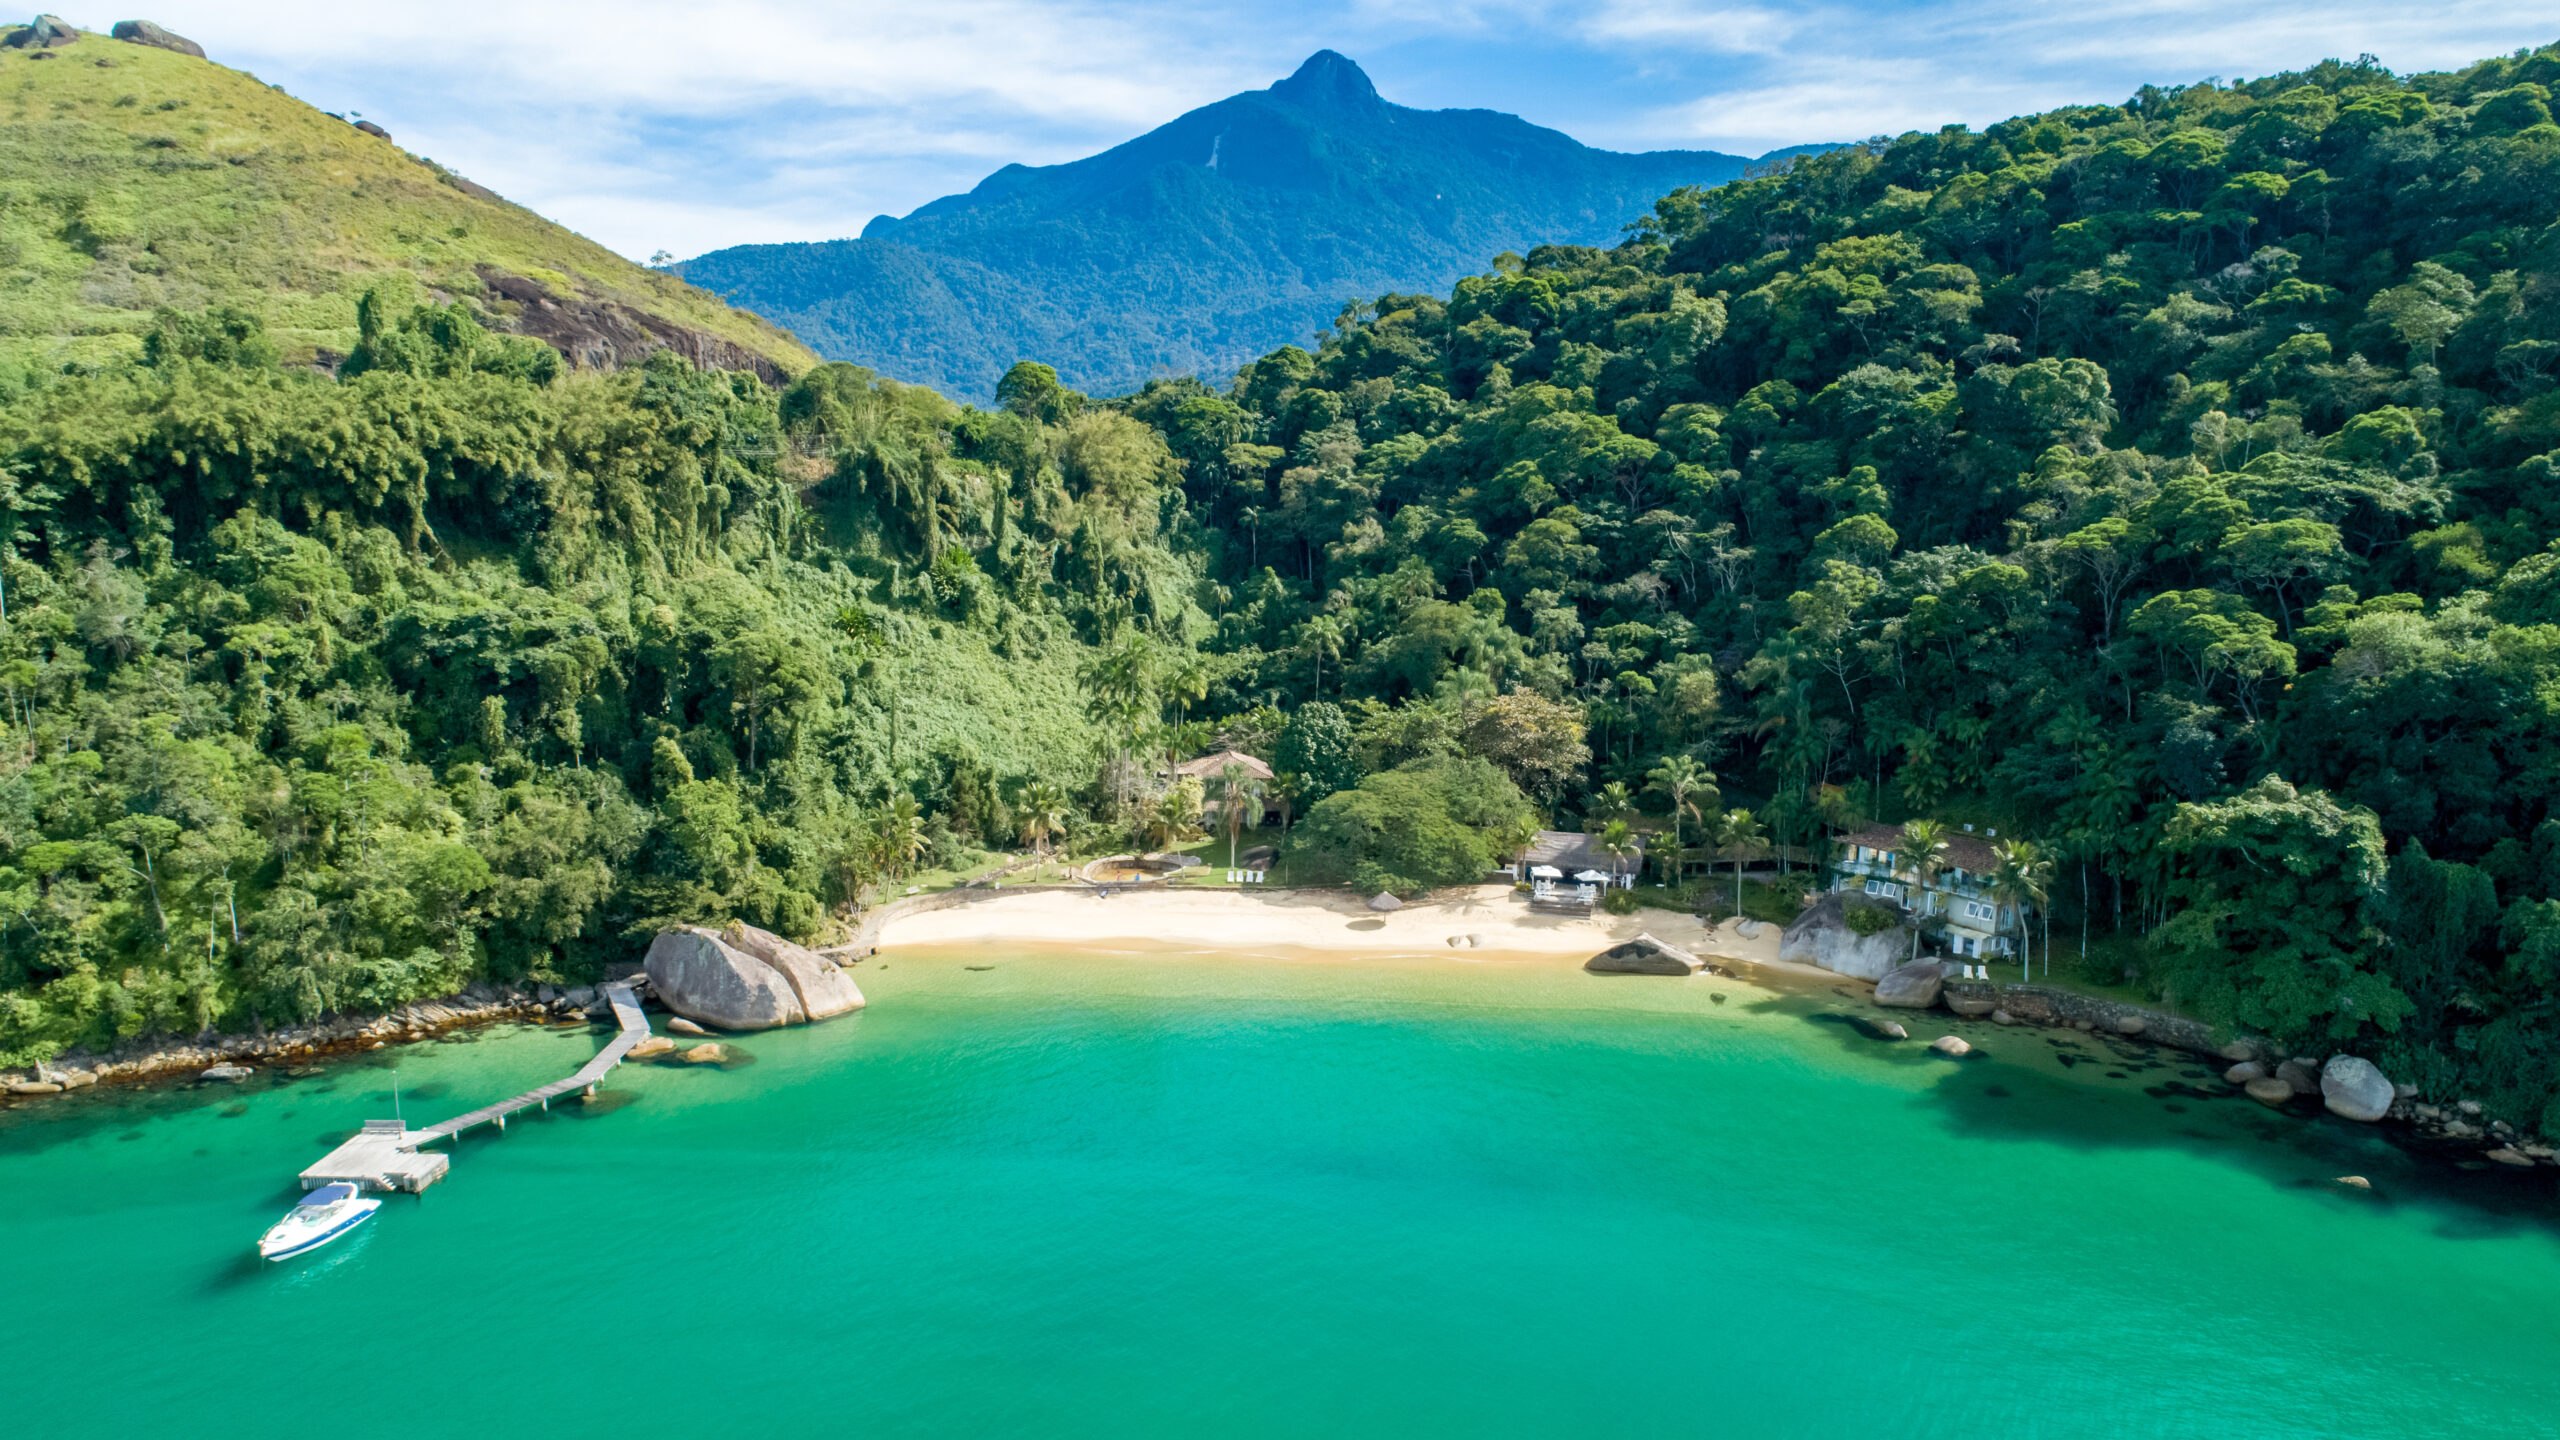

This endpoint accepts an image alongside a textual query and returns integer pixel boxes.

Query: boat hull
[259,1198,381,1261]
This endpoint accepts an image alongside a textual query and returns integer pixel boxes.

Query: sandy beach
[876,883,1801,972]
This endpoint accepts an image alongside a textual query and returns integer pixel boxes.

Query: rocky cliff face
[479,269,792,385]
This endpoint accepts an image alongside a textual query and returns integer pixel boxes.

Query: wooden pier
[300,981,650,1192]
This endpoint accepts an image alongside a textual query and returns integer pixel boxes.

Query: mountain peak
[1271,50,1381,109]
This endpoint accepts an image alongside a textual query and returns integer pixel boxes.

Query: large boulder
[1777,893,1907,980]
[2320,1056,2394,1123]
[2274,1059,2320,1096]
[109,19,203,56]
[720,921,866,1020]
[1585,933,1703,975]
[1873,959,1948,1009]
[644,928,806,1031]
[2,15,78,48]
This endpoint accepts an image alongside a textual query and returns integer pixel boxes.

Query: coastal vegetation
[8,32,2560,1147]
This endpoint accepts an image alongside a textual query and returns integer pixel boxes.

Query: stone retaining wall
[1941,980,2221,1055]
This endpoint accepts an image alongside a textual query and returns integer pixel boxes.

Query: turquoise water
[5,947,2557,1437]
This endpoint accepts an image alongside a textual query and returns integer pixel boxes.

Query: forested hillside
[1117,43,2560,1129]
[12,34,2560,1141]
[0,296,1203,1064]
[0,24,813,377]
[676,52,1809,400]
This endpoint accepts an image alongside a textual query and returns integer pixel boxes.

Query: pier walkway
[301,982,650,1192]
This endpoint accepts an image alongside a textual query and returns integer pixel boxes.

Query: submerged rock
[2334,1175,2371,1189]
[2320,1055,2394,1122]
[2485,1146,2534,1168]
[1873,959,1946,1009]
[678,1043,728,1065]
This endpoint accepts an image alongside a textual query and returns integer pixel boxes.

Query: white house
[1829,823,2028,960]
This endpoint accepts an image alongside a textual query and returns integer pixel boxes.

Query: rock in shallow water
[679,1043,727,1065]
[2320,1055,2394,1122]
[667,1017,707,1036]
[627,1035,675,1060]
[2224,1061,2267,1085]
[2274,1060,2320,1096]
[2246,1076,2297,1106]
[720,921,865,1020]
[1873,960,1946,1009]
[1930,1035,1972,1057]
[645,927,808,1031]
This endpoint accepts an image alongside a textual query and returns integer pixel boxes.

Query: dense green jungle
[7,41,2560,1139]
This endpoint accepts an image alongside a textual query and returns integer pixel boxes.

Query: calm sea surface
[5,946,2556,1437]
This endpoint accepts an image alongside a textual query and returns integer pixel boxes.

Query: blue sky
[89,2,2560,260]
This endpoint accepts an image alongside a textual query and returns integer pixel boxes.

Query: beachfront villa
[1828,823,2027,960]
[1513,829,1646,902]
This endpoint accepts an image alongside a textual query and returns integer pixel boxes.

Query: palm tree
[1016,780,1069,860]
[1896,818,1952,961]
[1992,839,2054,980]
[1208,760,1267,869]
[1297,614,1346,700]
[1592,781,1637,824]
[878,795,927,880]
[1078,632,1155,818]
[1271,769,1304,834]
[1707,809,1768,917]
[1646,755,1718,886]
[1594,818,1637,885]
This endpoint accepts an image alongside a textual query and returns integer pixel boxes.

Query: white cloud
[59,1,2559,258]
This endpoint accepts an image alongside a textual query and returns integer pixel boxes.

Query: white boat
[258,1182,381,1261]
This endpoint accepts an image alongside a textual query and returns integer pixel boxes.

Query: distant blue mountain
[677,52,1820,400]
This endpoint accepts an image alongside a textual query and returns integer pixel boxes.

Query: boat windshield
[300,1183,358,1207]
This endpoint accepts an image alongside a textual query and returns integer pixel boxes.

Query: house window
[1962,901,1994,922]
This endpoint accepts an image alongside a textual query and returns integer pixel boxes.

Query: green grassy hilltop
[0,25,815,374]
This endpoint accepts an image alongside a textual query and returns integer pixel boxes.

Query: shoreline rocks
[1584,933,1704,975]
[2320,1056,2394,1123]
[1777,893,1907,979]
[1873,959,1947,1009]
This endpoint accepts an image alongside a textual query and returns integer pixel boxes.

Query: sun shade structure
[1529,864,1564,878]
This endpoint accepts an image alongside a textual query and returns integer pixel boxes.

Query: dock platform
[302,1120,452,1192]
[301,981,649,1192]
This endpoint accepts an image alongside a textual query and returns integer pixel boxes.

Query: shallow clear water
[6,947,2556,1437]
